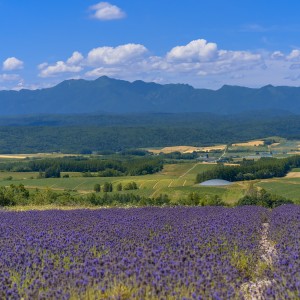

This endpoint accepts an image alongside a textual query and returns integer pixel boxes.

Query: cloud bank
[5,38,300,90]
[37,39,267,87]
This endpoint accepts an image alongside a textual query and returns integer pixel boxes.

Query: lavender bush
[0,206,288,299]
[267,205,300,299]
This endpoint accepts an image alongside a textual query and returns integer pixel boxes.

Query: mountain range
[1,76,300,115]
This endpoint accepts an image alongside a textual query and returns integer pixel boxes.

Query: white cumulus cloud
[218,50,261,62]
[67,51,84,65]
[85,67,120,78]
[270,51,285,60]
[39,52,84,77]
[39,62,82,78]
[287,49,300,61]
[38,63,49,70]
[167,39,218,62]
[34,38,300,89]
[3,57,24,71]
[215,50,262,73]
[89,2,126,21]
[87,44,148,66]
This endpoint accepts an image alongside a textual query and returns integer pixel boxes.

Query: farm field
[0,162,246,204]
[146,138,300,162]
[228,138,300,159]
[231,140,265,147]
[256,177,300,204]
[0,153,79,160]
[148,144,226,154]
[2,158,300,204]
[1,138,300,205]
[0,206,299,299]
[269,139,300,156]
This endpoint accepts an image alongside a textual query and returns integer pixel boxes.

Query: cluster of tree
[0,185,78,206]
[37,167,61,178]
[237,188,293,208]
[0,184,168,207]
[93,182,138,193]
[0,184,29,206]
[123,182,138,190]
[119,149,150,156]
[159,151,199,160]
[178,193,225,206]
[93,184,101,193]
[196,156,300,183]
[87,193,170,206]
[93,182,114,193]
[0,157,163,177]
[95,169,124,177]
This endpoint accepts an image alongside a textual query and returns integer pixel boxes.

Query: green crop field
[1,160,300,205]
[0,162,247,204]
[256,178,300,204]
[1,144,300,206]
[0,171,37,180]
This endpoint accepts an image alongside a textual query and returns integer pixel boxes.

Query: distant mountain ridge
[1,76,300,115]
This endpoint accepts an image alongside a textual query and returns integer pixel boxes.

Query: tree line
[159,151,199,160]
[93,182,138,193]
[0,184,293,208]
[237,188,292,208]
[196,156,300,183]
[0,184,169,207]
[0,157,163,178]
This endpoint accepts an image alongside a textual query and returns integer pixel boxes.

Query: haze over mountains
[1,76,300,115]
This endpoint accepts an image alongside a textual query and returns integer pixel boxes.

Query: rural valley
[2,137,300,207]
[1,1,300,299]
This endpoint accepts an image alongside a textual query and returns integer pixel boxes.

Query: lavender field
[0,206,299,299]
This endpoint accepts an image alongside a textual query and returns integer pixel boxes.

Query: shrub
[237,189,293,208]
[103,182,113,193]
[93,184,101,193]
[123,182,138,191]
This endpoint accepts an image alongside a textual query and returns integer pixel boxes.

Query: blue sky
[1,0,300,90]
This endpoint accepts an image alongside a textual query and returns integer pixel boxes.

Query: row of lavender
[267,205,300,299]
[0,206,298,299]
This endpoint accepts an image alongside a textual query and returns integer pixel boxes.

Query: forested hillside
[0,112,300,153]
